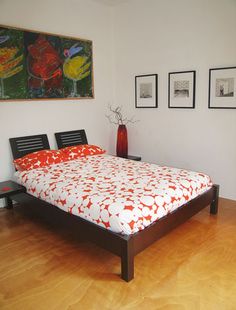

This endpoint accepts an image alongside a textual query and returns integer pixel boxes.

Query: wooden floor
[0,198,235,310]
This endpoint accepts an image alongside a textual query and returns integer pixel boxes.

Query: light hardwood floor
[0,198,235,310]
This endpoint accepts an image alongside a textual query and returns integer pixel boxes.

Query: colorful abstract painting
[0,25,94,100]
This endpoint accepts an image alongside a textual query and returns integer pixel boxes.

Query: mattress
[14,154,212,235]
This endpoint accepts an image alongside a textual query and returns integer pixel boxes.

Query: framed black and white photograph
[209,66,236,109]
[168,71,196,108]
[135,74,158,108]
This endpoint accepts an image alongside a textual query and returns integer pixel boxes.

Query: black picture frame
[208,66,236,109]
[135,74,158,108]
[168,70,196,109]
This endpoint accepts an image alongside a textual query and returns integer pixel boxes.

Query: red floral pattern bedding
[14,155,212,235]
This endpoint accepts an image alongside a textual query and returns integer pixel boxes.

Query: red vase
[116,124,128,158]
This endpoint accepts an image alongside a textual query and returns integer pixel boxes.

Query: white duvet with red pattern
[14,154,212,235]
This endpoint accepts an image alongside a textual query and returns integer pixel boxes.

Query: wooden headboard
[55,130,88,149]
[9,134,50,160]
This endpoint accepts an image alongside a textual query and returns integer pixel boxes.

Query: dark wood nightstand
[127,155,141,161]
[115,155,141,161]
[0,181,26,209]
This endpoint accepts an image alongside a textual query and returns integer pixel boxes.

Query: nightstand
[127,155,141,161]
[0,180,26,209]
[116,155,141,161]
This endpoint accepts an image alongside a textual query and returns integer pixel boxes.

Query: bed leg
[5,197,13,209]
[121,238,134,282]
[210,184,219,215]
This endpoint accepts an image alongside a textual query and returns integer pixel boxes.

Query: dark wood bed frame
[9,131,219,282]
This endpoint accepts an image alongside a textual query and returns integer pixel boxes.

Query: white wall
[0,0,235,204]
[112,0,236,200]
[0,0,114,206]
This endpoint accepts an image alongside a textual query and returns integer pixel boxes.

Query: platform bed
[9,131,219,282]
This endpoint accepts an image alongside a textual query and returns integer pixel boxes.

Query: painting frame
[135,74,158,108]
[208,66,236,109]
[0,24,94,101]
[168,70,196,109]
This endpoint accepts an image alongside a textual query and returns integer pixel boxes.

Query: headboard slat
[55,130,88,149]
[9,134,50,160]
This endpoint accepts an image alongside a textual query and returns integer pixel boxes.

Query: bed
[9,131,219,282]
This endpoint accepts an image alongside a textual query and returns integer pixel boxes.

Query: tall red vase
[116,124,128,158]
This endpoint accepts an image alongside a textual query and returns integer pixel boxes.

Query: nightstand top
[0,180,26,199]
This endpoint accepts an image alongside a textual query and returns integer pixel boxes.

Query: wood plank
[0,198,235,309]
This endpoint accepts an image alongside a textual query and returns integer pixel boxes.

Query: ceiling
[92,0,129,6]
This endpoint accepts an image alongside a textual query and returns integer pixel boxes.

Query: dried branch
[106,105,139,126]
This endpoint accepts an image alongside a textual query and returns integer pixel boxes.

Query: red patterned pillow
[61,144,106,160]
[14,150,69,171]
